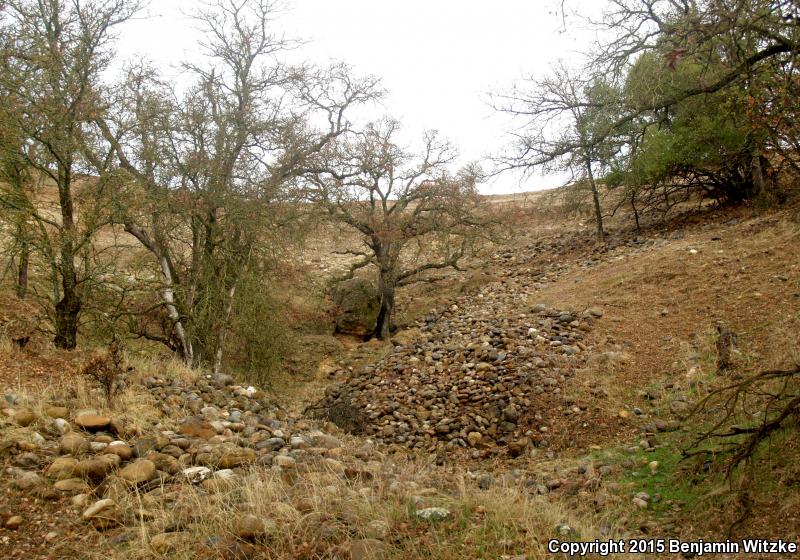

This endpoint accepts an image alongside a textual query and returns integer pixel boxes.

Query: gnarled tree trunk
[53,174,81,350]
[159,255,193,365]
[125,222,194,365]
[213,283,237,374]
[372,278,395,341]
[371,250,397,341]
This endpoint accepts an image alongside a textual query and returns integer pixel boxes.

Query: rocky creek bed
[317,246,631,458]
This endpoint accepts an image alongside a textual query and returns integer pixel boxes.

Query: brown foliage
[79,340,128,408]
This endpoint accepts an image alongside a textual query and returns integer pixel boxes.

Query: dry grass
[87,449,641,560]
[530,207,800,405]
[127,354,200,386]
[1,352,197,433]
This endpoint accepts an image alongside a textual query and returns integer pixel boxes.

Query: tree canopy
[494,0,800,229]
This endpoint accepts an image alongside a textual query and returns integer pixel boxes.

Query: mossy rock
[331,278,380,336]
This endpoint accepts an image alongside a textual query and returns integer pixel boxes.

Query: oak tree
[305,119,485,339]
[101,0,380,369]
[0,0,141,348]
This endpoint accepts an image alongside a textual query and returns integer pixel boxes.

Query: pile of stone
[0,372,374,534]
[321,284,605,456]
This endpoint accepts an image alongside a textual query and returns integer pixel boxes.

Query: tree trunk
[630,192,640,231]
[16,242,29,299]
[159,255,193,365]
[751,153,772,206]
[586,159,605,244]
[213,283,237,374]
[125,222,194,365]
[54,172,81,350]
[53,277,80,349]
[372,269,395,341]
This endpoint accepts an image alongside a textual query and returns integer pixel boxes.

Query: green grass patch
[620,443,697,515]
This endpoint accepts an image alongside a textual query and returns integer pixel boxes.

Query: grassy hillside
[1,196,799,559]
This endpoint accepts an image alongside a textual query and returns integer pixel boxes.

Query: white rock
[416,507,451,521]
[82,499,116,520]
[213,469,236,479]
[557,524,574,536]
[180,466,212,484]
[52,419,69,435]
[71,494,90,508]
[201,406,220,420]
[210,421,226,433]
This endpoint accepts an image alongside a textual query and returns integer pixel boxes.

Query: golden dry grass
[88,449,642,560]
[530,207,800,405]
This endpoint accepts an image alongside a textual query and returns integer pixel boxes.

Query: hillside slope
[1,204,798,559]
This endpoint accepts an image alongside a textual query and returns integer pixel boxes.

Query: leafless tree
[592,0,799,80]
[491,66,628,243]
[305,119,486,340]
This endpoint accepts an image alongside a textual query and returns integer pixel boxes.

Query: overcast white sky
[116,1,604,194]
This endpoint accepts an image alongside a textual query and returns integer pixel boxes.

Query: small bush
[225,271,291,386]
[79,340,128,408]
[325,390,367,434]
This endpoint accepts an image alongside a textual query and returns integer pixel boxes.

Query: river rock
[216,446,256,469]
[46,457,79,479]
[82,498,118,529]
[75,454,120,481]
[180,466,212,484]
[331,278,380,336]
[318,288,596,454]
[416,507,450,521]
[147,452,181,474]
[256,437,285,452]
[10,470,43,492]
[46,406,70,419]
[60,432,90,455]
[178,417,216,440]
[234,514,276,540]
[54,478,92,495]
[13,408,37,427]
[75,413,112,431]
[103,443,133,461]
[119,459,156,484]
[311,432,342,449]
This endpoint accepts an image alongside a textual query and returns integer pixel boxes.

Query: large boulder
[331,278,380,336]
